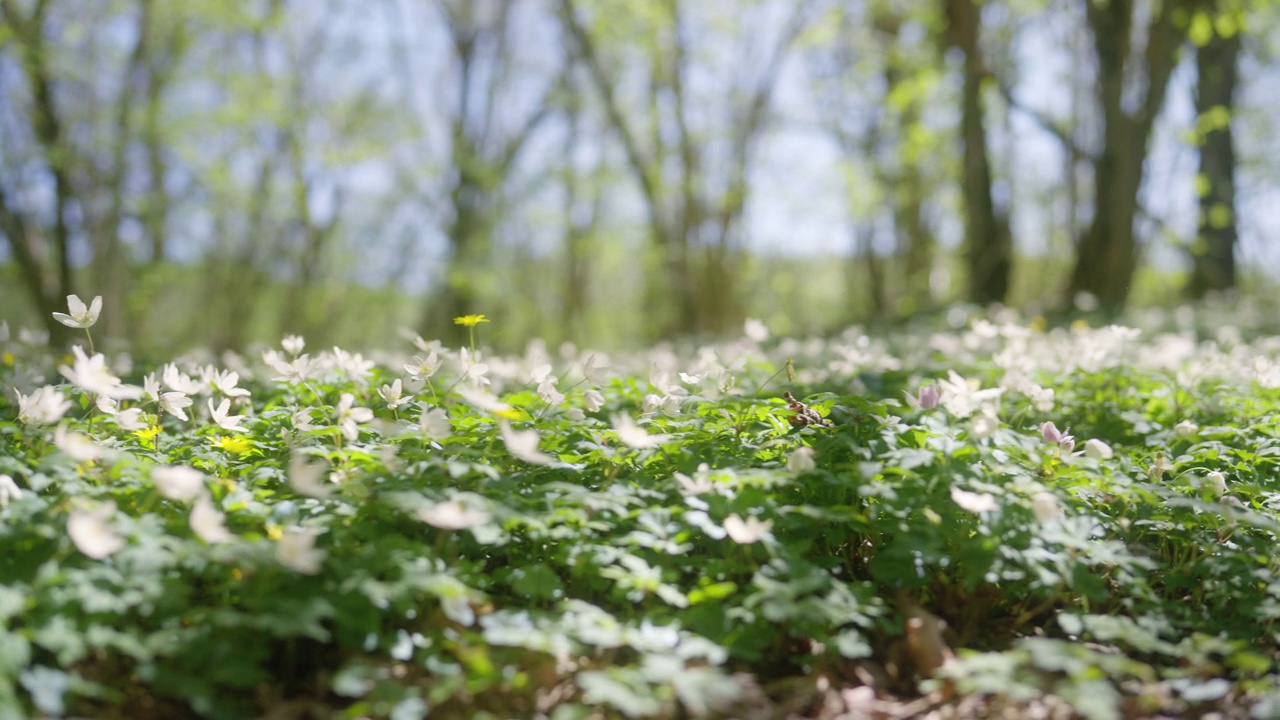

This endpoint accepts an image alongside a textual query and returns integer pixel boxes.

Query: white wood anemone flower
[335,393,374,441]
[417,501,493,531]
[611,413,673,449]
[499,420,555,465]
[288,454,333,499]
[0,474,23,507]
[54,425,114,463]
[1031,492,1063,524]
[59,346,142,399]
[581,389,605,413]
[419,406,452,440]
[723,513,773,544]
[1084,438,1113,460]
[275,528,325,574]
[15,386,72,426]
[68,502,125,559]
[52,294,102,329]
[207,398,246,432]
[190,496,235,544]
[950,487,999,514]
[787,446,816,474]
[152,465,206,502]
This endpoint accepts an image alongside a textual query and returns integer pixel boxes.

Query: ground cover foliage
[4,302,1280,719]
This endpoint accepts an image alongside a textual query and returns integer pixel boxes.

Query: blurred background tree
[2,0,1278,356]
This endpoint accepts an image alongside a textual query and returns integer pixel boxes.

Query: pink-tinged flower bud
[1041,421,1075,451]
[917,384,940,409]
[1041,421,1064,443]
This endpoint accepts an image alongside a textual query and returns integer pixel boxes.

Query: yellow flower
[133,425,162,444]
[212,435,254,455]
[453,314,490,328]
[1,351,14,366]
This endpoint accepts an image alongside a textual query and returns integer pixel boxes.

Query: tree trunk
[561,0,803,341]
[878,56,934,313]
[417,2,556,345]
[947,0,1011,306]
[279,124,341,341]
[559,95,599,342]
[850,223,886,320]
[1068,0,1193,312]
[1188,27,1240,297]
[896,176,934,313]
[89,0,156,344]
[0,187,74,346]
[428,148,491,345]
[1,0,77,347]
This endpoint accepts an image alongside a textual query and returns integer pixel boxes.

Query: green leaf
[32,616,87,666]
[512,563,564,600]
[1189,12,1214,47]
[0,630,32,675]
[1069,564,1108,605]
[1058,678,1121,720]
[688,581,737,605]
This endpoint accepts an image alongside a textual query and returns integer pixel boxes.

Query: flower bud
[788,446,816,474]
[1041,421,1075,451]
[917,384,940,409]
[1031,492,1063,524]
[1205,471,1227,497]
[1084,439,1113,460]
[1041,421,1065,443]
[1148,455,1173,481]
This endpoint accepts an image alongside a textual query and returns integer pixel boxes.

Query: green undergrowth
[2,310,1280,719]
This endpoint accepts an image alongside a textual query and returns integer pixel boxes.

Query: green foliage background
[3,306,1280,718]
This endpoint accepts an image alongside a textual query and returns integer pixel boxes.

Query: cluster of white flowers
[60,346,142,399]
[18,292,1274,579]
[15,386,71,425]
[531,364,564,405]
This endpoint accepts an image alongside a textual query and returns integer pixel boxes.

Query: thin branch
[717,0,811,234]
[993,79,1096,164]
[667,0,696,241]
[558,0,665,235]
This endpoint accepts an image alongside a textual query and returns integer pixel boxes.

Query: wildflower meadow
[4,296,1280,719]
